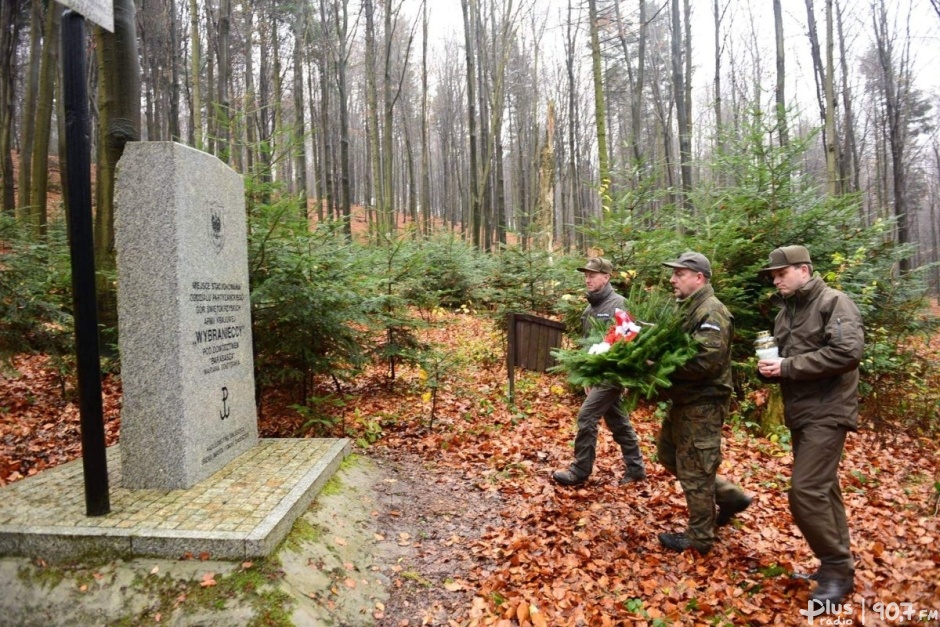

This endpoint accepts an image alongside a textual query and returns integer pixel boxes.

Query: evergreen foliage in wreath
[551,287,698,411]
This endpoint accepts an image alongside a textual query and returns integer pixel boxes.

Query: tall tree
[773,0,789,148]
[333,0,352,235]
[291,2,308,214]
[364,0,383,234]
[835,0,859,193]
[671,0,692,211]
[535,100,555,253]
[871,0,913,270]
[713,0,727,165]
[16,0,42,222]
[419,0,431,235]
[586,0,609,204]
[461,0,481,246]
[216,0,232,163]
[188,0,202,149]
[28,3,60,237]
[564,0,583,249]
[94,0,142,332]
[0,0,21,215]
[804,0,841,195]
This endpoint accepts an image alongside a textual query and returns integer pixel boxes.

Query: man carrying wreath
[657,252,752,555]
[551,257,647,487]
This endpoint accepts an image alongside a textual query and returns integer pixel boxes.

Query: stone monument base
[0,439,349,561]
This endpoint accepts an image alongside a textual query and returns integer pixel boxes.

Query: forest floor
[1,310,939,625]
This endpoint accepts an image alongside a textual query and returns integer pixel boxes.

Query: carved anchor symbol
[220,386,230,420]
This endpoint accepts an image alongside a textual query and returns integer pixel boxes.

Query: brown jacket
[772,275,864,431]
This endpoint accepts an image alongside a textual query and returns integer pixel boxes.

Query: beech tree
[94,0,141,332]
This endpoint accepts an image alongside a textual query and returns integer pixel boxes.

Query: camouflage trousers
[657,400,746,552]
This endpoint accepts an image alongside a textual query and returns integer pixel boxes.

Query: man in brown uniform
[758,245,863,607]
[657,252,751,555]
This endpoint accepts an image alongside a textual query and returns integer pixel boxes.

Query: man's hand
[758,358,783,378]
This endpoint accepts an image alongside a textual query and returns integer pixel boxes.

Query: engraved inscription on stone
[189,281,248,375]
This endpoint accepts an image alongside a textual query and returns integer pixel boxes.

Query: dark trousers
[790,423,854,580]
[657,400,747,551]
[570,384,645,478]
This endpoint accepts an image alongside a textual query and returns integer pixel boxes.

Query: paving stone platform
[0,438,349,562]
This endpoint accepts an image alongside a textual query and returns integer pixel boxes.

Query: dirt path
[0,451,492,626]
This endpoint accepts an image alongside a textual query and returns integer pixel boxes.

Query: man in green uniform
[757,245,863,607]
[657,252,751,555]
[552,257,647,486]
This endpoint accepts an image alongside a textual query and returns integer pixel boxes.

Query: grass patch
[279,517,326,553]
[110,558,293,626]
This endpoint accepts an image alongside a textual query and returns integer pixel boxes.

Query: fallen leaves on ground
[2,311,939,625]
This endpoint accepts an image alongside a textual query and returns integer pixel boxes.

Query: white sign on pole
[58,0,114,33]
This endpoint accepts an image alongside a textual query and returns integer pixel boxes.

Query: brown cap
[577,257,613,274]
[662,251,712,279]
[758,245,813,275]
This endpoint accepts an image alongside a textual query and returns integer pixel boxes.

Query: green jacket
[665,284,734,406]
[772,275,864,431]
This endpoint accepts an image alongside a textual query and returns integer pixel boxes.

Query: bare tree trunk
[461,0,481,246]
[420,0,431,235]
[565,0,583,250]
[189,0,202,149]
[672,0,692,212]
[535,100,555,254]
[586,0,609,203]
[168,0,181,141]
[203,4,217,154]
[257,6,273,191]
[773,0,789,148]
[0,0,20,215]
[836,0,859,193]
[382,0,395,235]
[292,7,308,216]
[805,0,840,194]
[713,0,726,167]
[314,0,333,221]
[29,3,60,237]
[95,0,141,340]
[216,0,232,163]
[823,0,841,194]
[334,0,352,236]
[873,0,912,270]
[16,0,42,222]
[364,0,383,235]
[613,0,646,170]
[241,2,255,173]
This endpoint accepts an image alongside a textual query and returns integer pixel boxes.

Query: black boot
[810,578,854,605]
[716,495,753,527]
[618,470,646,486]
[658,532,711,555]
[552,469,588,486]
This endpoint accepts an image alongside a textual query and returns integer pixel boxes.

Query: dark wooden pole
[62,9,110,516]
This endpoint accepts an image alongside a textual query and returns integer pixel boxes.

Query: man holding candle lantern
[758,244,864,608]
